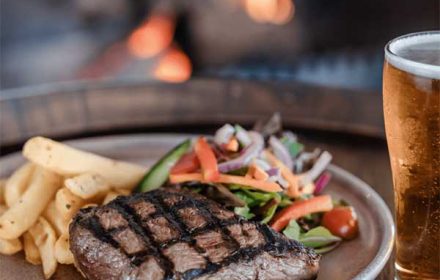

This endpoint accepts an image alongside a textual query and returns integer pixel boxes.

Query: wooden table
[0,79,394,279]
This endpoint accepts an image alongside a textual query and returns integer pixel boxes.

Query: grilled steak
[70,189,320,280]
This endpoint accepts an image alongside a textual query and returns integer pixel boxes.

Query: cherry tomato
[322,207,358,240]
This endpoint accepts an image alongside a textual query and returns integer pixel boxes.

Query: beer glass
[383,31,440,279]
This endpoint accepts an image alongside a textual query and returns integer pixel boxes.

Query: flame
[244,0,294,25]
[127,14,174,58]
[153,46,192,83]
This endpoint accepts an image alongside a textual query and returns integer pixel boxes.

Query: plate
[0,134,394,280]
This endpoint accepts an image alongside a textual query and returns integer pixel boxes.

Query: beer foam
[385,31,440,79]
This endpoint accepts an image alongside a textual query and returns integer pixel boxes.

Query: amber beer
[383,31,440,279]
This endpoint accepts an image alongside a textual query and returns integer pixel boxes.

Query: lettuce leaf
[283,220,301,240]
[234,205,255,219]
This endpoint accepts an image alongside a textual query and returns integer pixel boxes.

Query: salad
[137,115,358,253]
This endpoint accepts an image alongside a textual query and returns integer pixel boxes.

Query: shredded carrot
[169,173,282,193]
[270,195,333,231]
[224,137,239,152]
[264,150,300,197]
[299,182,316,195]
[169,173,204,183]
[195,137,219,181]
[247,164,269,181]
[216,174,281,192]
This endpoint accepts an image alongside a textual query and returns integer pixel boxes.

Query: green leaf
[261,203,278,224]
[231,186,280,208]
[283,220,301,240]
[234,191,258,207]
[314,242,340,254]
[234,205,255,219]
[228,184,252,191]
[279,194,293,207]
[281,137,304,158]
[299,226,341,248]
[227,167,249,176]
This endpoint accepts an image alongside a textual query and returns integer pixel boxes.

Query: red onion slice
[214,124,235,146]
[314,171,332,194]
[269,136,293,170]
[299,151,332,185]
[218,131,264,173]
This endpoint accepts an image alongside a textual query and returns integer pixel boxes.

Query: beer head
[385,31,440,79]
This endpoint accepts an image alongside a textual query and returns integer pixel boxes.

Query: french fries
[29,217,58,279]
[103,191,119,204]
[115,187,131,196]
[0,167,61,239]
[0,179,6,204]
[55,188,86,222]
[23,232,41,265]
[0,137,141,278]
[4,163,35,207]
[23,137,145,189]
[0,236,22,255]
[0,206,22,255]
[43,201,69,236]
[54,233,74,264]
[64,173,110,200]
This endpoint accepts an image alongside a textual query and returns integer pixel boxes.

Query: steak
[69,189,320,280]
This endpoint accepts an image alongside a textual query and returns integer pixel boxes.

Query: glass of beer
[383,31,439,279]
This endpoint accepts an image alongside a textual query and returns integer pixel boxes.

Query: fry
[54,233,74,264]
[64,173,110,200]
[43,201,69,236]
[103,191,119,204]
[0,236,22,255]
[81,203,98,209]
[0,179,6,204]
[4,163,35,207]
[23,232,41,265]
[115,188,131,196]
[23,137,145,189]
[0,168,61,239]
[0,205,22,255]
[55,188,85,221]
[29,217,57,279]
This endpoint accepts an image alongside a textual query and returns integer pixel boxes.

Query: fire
[244,0,294,25]
[127,14,174,58]
[153,46,192,83]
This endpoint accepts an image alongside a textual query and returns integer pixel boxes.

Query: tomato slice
[194,137,220,181]
[170,152,200,174]
[322,207,358,240]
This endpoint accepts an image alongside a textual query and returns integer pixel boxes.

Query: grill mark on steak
[70,190,320,280]
[148,193,212,265]
[80,215,120,249]
[110,199,175,280]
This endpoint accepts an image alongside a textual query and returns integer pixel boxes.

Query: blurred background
[1,0,438,90]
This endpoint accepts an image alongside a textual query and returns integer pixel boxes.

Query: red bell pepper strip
[170,152,200,174]
[270,195,333,231]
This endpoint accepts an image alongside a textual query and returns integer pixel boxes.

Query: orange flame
[127,15,174,58]
[153,46,192,83]
[244,0,294,25]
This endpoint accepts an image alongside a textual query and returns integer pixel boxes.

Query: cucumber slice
[136,139,191,192]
